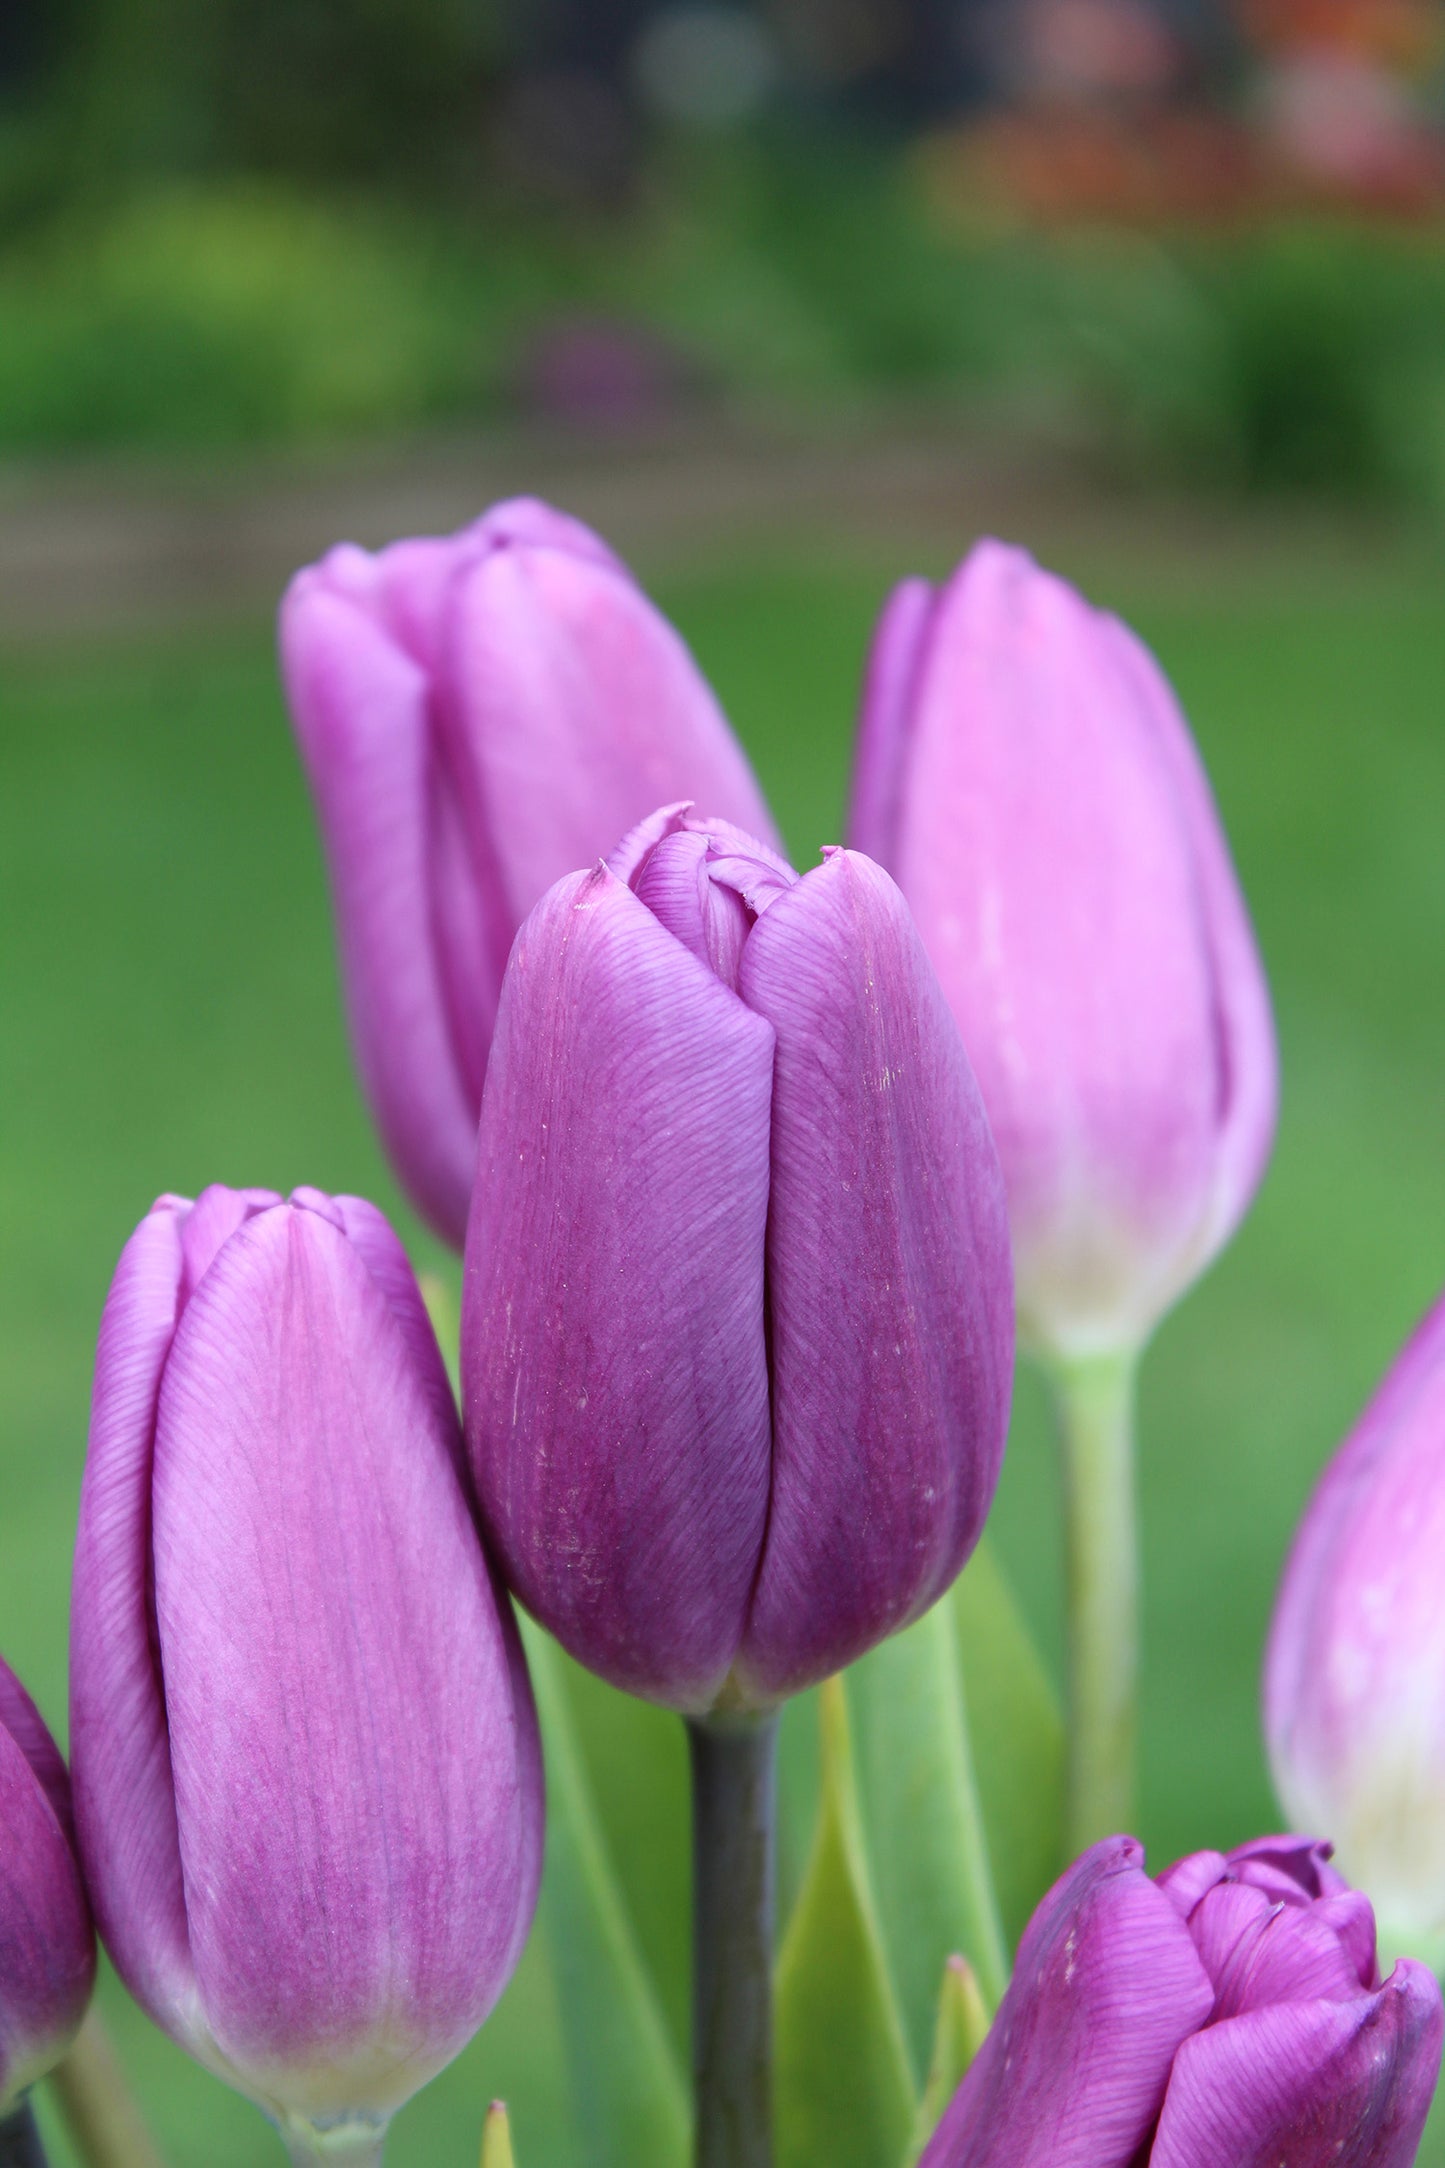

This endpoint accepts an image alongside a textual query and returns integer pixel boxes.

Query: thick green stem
[687,1710,779,2168]
[0,2103,47,2168]
[1053,1351,1141,1855]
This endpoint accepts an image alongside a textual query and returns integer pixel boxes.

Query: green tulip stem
[46,2012,167,2168]
[687,1708,780,2168]
[1053,1348,1141,1856]
[0,2103,48,2168]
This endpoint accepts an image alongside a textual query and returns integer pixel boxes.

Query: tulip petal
[1205,1894,1366,2019]
[462,867,775,1712]
[1100,613,1278,1275]
[280,577,486,1246]
[920,1837,1214,2168]
[1185,1879,1274,1996]
[1150,1963,1444,2168]
[1226,1835,1347,1903]
[883,541,1273,1353]
[298,1188,460,1451]
[474,496,627,572]
[440,542,781,939]
[175,1184,281,1307]
[151,1203,536,2116]
[1155,1848,1228,1917]
[737,849,1014,1702]
[0,1659,73,1847]
[848,575,935,866]
[632,828,754,993]
[0,1722,95,2111]
[71,1200,199,2041]
[1264,1293,1445,1944]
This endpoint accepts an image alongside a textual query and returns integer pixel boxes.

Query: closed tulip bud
[462,805,1014,1713]
[281,499,778,1249]
[71,1185,542,2165]
[849,542,1277,1360]
[1266,1290,1445,1967]
[0,1657,94,2117]
[921,1834,1442,2168]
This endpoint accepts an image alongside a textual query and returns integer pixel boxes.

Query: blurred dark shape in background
[0,0,1444,501]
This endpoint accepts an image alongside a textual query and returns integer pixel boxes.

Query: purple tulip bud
[461,805,1014,1713]
[281,499,779,1249]
[921,1835,1442,2168]
[71,1185,542,2158]
[849,542,1277,1358]
[0,1657,95,2116]
[1266,1290,1445,1965]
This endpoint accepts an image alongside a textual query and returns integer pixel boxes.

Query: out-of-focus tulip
[462,805,1014,1713]
[1266,1290,1445,1965]
[921,1834,1442,2168]
[849,541,1277,1360]
[281,499,778,1249]
[0,1656,94,2116]
[72,1185,542,2164]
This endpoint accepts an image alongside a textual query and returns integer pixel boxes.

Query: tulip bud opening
[464,805,1014,1715]
[920,1833,1443,2167]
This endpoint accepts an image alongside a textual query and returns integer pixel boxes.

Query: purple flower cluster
[3,494,1440,2165]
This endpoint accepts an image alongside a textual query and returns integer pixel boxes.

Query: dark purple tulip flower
[850,542,1277,1360]
[281,499,778,1249]
[921,1834,1443,2168]
[462,805,1015,1713]
[0,1656,94,2117]
[71,1186,542,2164]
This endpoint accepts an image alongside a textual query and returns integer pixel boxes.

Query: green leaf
[906,1958,990,2166]
[520,1619,690,2168]
[480,2100,516,2168]
[952,1540,1066,1950]
[847,1599,1008,2078]
[555,1652,691,2062]
[775,1679,916,2168]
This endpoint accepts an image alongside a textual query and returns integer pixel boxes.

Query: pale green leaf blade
[848,1599,1008,2077]
[906,1957,990,2166]
[775,1680,916,2168]
[521,1619,690,2168]
[952,1540,1066,1949]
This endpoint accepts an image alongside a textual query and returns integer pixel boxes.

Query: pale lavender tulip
[921,1835,1442,2168]
[1266,1290,1445,1964]
[849,542,1277,1358]
[0,1657,94,2116]
[71,1185,542,2163]
[461,806,1014,1713]
[281,499,778,1248]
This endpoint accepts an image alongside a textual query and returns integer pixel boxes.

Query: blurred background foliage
[1,0,1445,502]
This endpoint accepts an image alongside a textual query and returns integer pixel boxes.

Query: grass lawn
[4,518,1445,2163]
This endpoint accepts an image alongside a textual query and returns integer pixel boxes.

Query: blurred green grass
[4,529,1445,2163]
